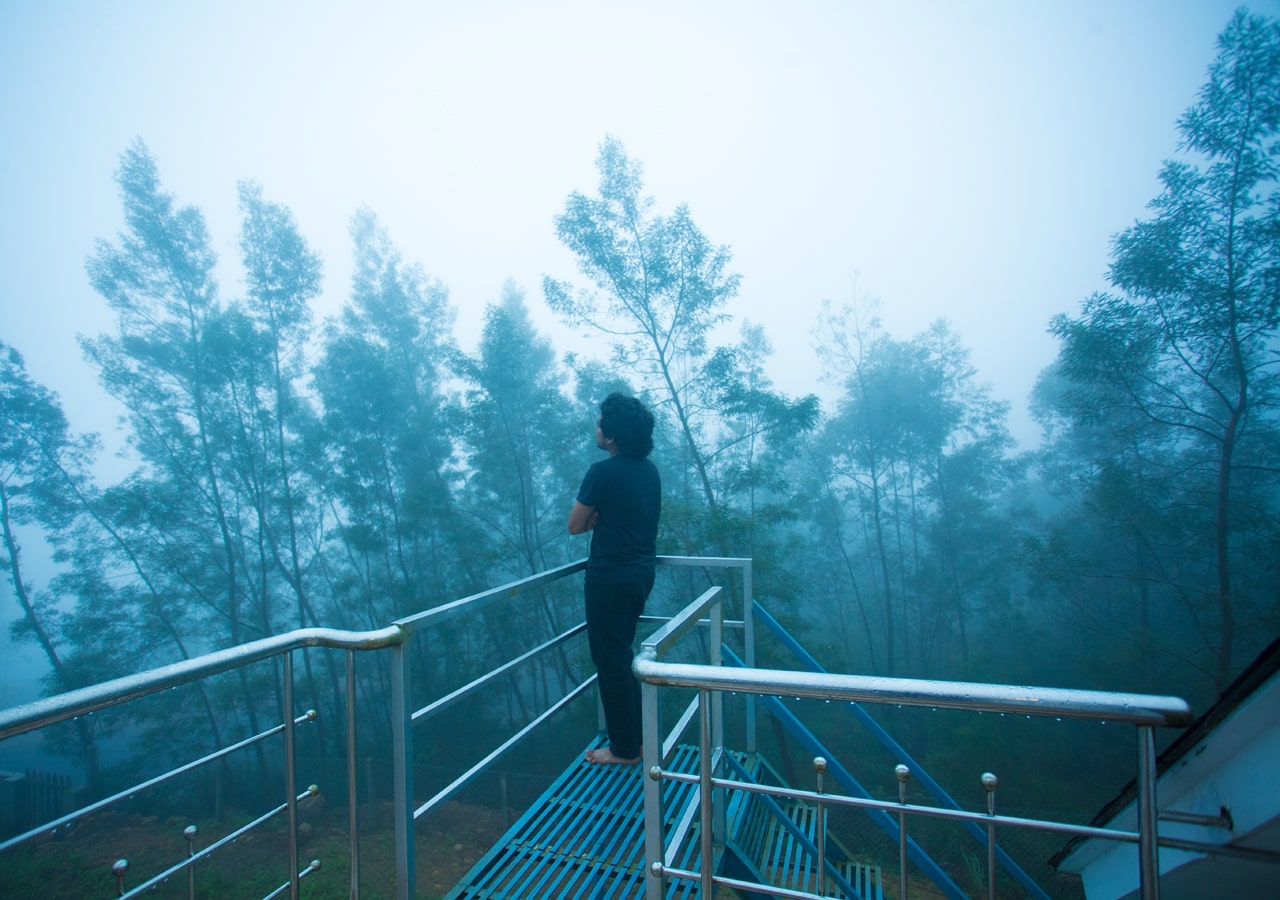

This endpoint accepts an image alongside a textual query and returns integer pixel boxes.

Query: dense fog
[1,4,1278,897]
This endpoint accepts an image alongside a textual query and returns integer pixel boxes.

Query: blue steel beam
[753,604,1052,900]
[722,646,968,900]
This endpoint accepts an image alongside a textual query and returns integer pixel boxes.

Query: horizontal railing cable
[412,675,597,820]
[0,710,317,854]
[411,623,586,723]
[118,786,318,899]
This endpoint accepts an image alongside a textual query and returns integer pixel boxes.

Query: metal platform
[445,740,709,899]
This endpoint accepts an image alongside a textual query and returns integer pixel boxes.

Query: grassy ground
[0,799,509,899]
[1,797,1079,898]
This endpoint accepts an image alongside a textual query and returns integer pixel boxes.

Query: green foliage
[546,136,820,568]
[1037,8,1280,691]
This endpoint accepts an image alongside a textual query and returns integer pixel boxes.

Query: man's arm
[567,501,598,535]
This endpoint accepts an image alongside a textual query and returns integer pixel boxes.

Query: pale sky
[4,0,1270,451]
[0,1,1274,710]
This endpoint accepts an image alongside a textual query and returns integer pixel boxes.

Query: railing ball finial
[183,824,198,841]
[649,860,666,877]
[982,771,999,817]
[647,765,662,781]
[112,858,128,895]
[813,756,827,793]
[305,709,318,721]
[894,764,910,782]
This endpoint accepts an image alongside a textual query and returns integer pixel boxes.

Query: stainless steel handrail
[634,642,1195,900]
[632,656,1194,727]
[0,625,405,741]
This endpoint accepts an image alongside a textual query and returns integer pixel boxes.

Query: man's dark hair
[599,392,655,458]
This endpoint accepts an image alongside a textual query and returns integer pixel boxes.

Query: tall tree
[456,281,579,578]
[79,142,284,785]
[454,282,583,700]
[0,342,103,790]
[314,209,464,627]
[236,180,325,634]
[810,303,1018,677]
[81,140,248,658]
[1045,10,1280,687]
[546,136,816,555]
[812,301,911,674]
[230,182,343,751]
[545,137,735,520]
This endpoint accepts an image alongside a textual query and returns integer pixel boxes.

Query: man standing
[568,393,661,765]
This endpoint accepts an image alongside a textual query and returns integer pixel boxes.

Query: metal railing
[0,556,751,900]
[3,554,1246,900]
[0,626,403,898]
[634,584,1200,900]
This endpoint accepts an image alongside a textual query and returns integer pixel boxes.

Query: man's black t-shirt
[577,454,661,586]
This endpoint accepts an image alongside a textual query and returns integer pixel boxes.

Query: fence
[0,769,79,838]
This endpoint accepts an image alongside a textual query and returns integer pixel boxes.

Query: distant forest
[2,10,1278,801]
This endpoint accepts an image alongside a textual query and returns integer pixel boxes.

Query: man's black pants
[585,580,650,760]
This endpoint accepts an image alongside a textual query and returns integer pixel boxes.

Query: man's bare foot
[584,747,640,765]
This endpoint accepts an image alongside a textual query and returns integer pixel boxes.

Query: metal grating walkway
[445,740,710,899]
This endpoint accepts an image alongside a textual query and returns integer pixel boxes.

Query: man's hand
[567,501,597,535]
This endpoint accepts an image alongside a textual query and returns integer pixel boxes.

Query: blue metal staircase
[445,739,708,899]
[445,733,889,899]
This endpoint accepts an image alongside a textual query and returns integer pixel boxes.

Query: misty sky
[4,1,1270,444]
[0,1,1275,707]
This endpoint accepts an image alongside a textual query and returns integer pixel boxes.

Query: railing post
[711,593,725,846]
[391,640,416,900]
[743,560,756,754]
[1137,725,1160,900]
[184,824,198,899]
[642,677,664,900]
[982,772,998,900]
[346,650,361,899]
[815,757,828,898]
[698,688,715,897]
[896,764,911,900]
[283,652,300,900]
